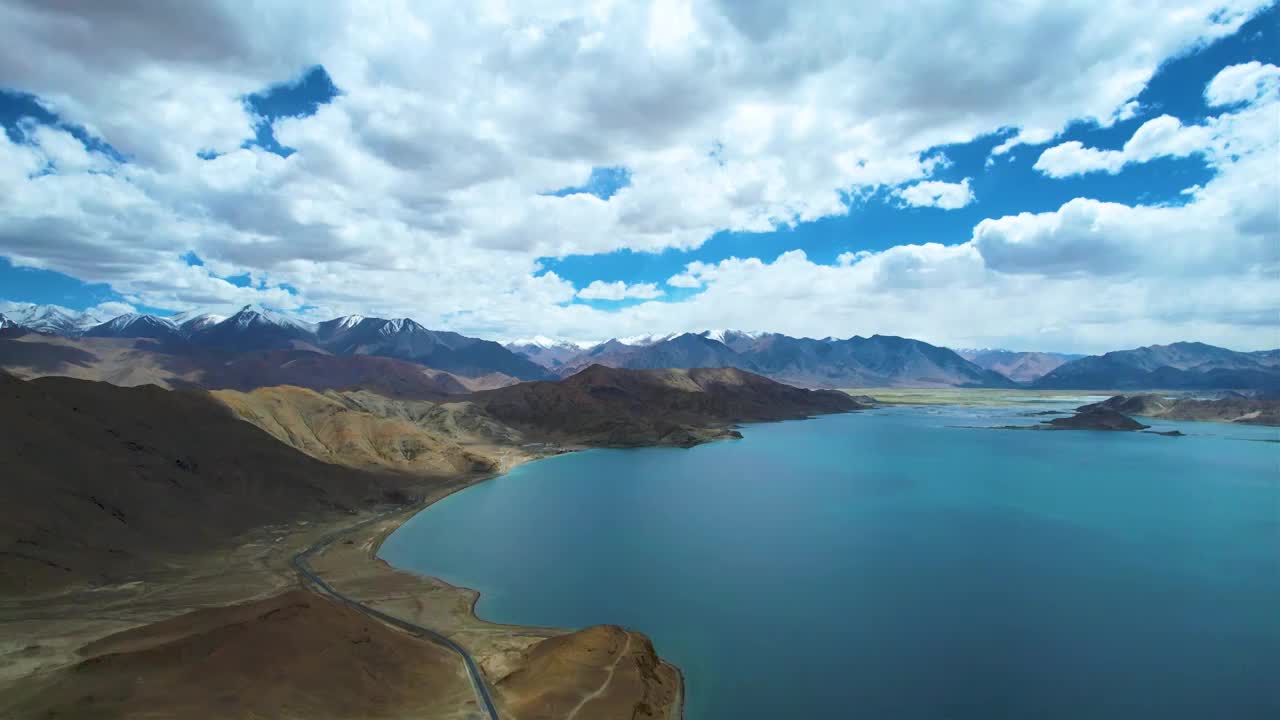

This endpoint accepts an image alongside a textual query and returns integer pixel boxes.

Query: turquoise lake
[380,402,1280,719]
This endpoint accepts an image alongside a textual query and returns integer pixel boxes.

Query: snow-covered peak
[97,313,177,331]
[227,304,316,332]
[0,313,14,329]
[376,317,426,335]
[331,314,365,330]
[84,313,184,338]
[616,332,677,346]
[508,335,595,350]
[699,329,764,344]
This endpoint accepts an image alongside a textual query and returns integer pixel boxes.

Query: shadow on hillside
[0,335,99,372]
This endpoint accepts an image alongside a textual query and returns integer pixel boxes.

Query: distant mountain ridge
[513,331,1014,388]
[1033,342,1280,390]
[6,303,1277,389]
[5,304,551,382]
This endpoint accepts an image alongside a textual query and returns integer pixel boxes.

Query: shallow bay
[380,404,1280,719]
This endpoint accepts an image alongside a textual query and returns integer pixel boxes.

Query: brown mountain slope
[0,333,494,399]
[0,374,408,596]
[3,590,476,720]
[211,386,519,475]
[470,364,865,447]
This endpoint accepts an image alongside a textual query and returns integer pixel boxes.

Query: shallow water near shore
[380,403,1280,719]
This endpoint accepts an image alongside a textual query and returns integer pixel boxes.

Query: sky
[0,0,1277,353]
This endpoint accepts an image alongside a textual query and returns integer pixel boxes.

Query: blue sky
[0,1,1276,351]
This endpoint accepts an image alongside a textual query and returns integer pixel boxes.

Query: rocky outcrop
[497,624,682,720]
[1041,407,1150,431]
[1079,393,1280,426]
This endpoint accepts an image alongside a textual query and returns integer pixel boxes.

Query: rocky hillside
[470,364,866,447]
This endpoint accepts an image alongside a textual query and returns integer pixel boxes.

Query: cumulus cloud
[1034,115,1211,176]
[89,300,138,319]
[1205,60,1280,105]
[895,178,975,209]
[666,272,705,288]
[577,280,664,301]
[0,1,1274,350]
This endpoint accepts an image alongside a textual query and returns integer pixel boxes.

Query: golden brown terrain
[211,385,519,476]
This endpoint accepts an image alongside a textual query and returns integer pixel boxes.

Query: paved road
[292,510,501,720]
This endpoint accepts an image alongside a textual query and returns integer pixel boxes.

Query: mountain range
[516,330,1016,388]
[2,303,1277,390]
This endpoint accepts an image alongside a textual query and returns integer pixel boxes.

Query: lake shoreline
[321,448,689,720]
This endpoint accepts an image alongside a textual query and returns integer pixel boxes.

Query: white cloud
[89,300,138,319]
[578,280,664,300]
[0,1,1273,351]
[1205,60,1280,105]
[1034,114,1211,177]
[895,178,974,209]
[666,272,704,288]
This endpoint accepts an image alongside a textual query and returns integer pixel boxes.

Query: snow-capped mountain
[188,305,317,351]
[505,336,592,368]
[0,313,15,330]
[698,329,767,353]
[315,314,366,341]
[615,332,677,346]
[0,303,105,334]
[320,317,552,380]
[84,313,182,341]
[169,309,227,335]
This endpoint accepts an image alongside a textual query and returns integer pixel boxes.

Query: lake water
[380,402,1280,719]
